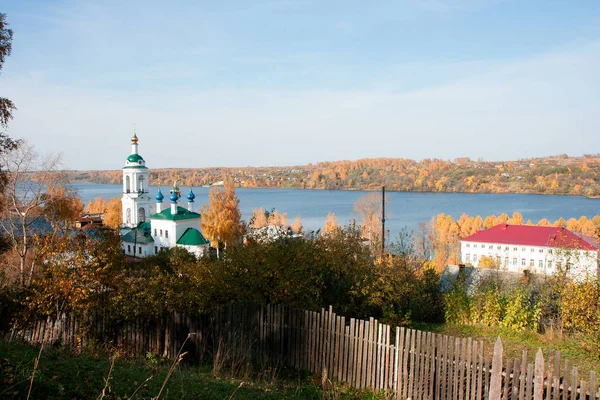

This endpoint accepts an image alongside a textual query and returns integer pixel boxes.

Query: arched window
[125,176,131,193]
[126,208,131,224]
[138,207,146,222]
[138,176,145,193]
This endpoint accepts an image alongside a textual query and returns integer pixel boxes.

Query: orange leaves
[200,178,242,249]
[323,212,338,234]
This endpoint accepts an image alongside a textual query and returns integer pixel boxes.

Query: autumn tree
[201,178,242,257]
[86,196,108,214]
[537,218,550,226]
[291,216,302,233]
[553,217,566,227]
[268,210,288,227]
[510,212,523,225]
[0,142,69,286]
[566,218,579,231]
[353,192,385,246]
[103,197,122,229]
[323,212,338,234]
[42,185,85,230]
[251,207,267,229]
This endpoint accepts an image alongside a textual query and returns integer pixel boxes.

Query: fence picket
[11,304,598,400]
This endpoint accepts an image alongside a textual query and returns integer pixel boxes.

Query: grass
[0,340,387,399]
[413,322,600,377]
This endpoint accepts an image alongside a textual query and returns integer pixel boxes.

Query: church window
[125,176,131,193]
[165,230,169,238]
[154,229,157,236]
[160,229,163,237]
[139,176,145,192]
[139,246,142,254]
[155,246,158,254]
[138,207,146,222]
[127,245,131,253]
[126,208,131,224]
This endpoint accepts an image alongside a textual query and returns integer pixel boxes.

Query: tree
[510,212,523,225]
[103,197,122,229]
[537,218,550,226]
[353,192,385,246]
[201,178,242,257]
[0,13,16,129]
[86,196,108,214]
[553,217,566,228]
[0,142,68,286]
[0,13,19,210]
[291,216,302,233]
[251,207,267,229]
[323,212,338,234]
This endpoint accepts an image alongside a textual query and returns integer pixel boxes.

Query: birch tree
[201,178,242,257]
[0,142,70,286]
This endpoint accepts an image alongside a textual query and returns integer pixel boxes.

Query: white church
[120,132,210,258]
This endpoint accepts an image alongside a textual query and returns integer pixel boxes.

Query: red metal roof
[461,224,598,250]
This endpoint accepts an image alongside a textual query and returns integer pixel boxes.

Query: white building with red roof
[460,224,600,278]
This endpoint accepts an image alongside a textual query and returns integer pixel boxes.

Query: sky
[1,0,599,170]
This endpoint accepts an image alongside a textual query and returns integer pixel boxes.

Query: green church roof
[150,206,201,221]
[122,221,154,244]
[176,228,209,246]
[127,154,145,163]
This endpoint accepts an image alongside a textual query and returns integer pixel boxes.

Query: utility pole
[381,186,385,256]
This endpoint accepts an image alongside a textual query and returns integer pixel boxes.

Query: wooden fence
[10,304,599,399]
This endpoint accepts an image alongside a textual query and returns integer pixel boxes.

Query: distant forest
[71,154,600,197]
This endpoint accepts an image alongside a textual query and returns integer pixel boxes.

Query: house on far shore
[460,223,600,279]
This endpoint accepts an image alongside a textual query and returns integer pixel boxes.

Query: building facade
[120,132,209,258]
[460,224,599,278]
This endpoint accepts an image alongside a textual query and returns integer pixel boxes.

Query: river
[73,184,600,239]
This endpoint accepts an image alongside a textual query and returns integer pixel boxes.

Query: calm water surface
[74,184,600,238]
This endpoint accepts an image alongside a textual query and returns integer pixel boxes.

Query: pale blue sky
[1,0,599,170]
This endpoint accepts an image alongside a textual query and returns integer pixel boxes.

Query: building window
[521,258,526,266]
[530,248,535,252]
[548,261,553,268]
[548,249,553,254]
[513,257,517,265]
[466,243,470,248]
[489,245,493,249]
[522,247,526,252]
[126,208,131,224]
[139,246,142,254]
[127,245,131,253]
[505,246,509,251]
[473,254,478,261]
[474,244,477,248]
[138,207,146,222]
[504,257,509,265]
[466,254,470,262]
[160,229,163,237]
[154,229,157,236]
[155,246,158,254]
[530,259,534,267]
[513,247,518,251]
[165,230,169,238]
[497,246,501,250]
[539,249,544,253]
[539,260,544,268]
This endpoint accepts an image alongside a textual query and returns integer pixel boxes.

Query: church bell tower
[121,126,151,228]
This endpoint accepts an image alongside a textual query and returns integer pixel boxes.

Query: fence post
[534,349,544,400]
[488,337,503,400]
